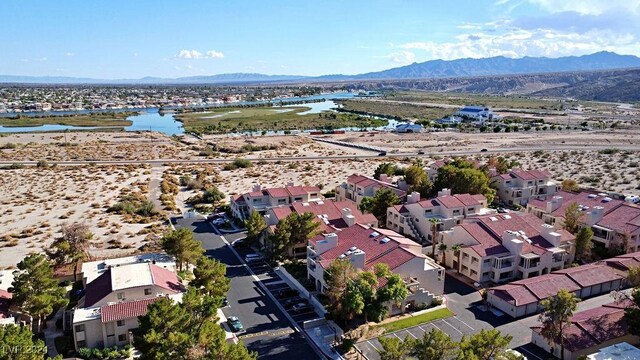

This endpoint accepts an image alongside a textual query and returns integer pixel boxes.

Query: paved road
[2,144,640,166]
[172,217,320,360]
[355,274,627,360]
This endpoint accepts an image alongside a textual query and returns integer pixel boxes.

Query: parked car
[378,151,387,156]
[231,239,249,249]
[227,316,244,332]
[212,218,226,225]
[417,150,425,155]
[221,297,229,307]
[244,253,264,263]
[273,288,299,298]
[291,303,314,313]
[480,148,488,152]
[283,297,307,309]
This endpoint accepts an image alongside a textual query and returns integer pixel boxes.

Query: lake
[0,92,364,135]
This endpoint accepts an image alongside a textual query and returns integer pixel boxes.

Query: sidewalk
[44,309,64,357]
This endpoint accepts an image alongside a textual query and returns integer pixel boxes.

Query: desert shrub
[233,158,253,168]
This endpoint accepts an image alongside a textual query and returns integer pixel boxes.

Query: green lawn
[174,106,387,134]
[376,308,454,334]
[0,112,135,127]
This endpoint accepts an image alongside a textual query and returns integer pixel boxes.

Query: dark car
[227,316,244,332]
[231,239,249,249]
[221,297,229,307]
[378,151,387,156]
[273,288,299,299]
[417,150,425,155]
[480,148,488,152]
[283,297,307,309]
[292,303,314,313]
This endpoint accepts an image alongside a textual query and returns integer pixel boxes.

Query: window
[118,334,127,342]
[77,340,86,348]
[484,258,492,264]
[75,325,85,332]
[278,199,286,204]
[294,197,302,201]
[117,320,125,327]
[144,288,152,295]
[425,209,432,215]
[117,292,125,300]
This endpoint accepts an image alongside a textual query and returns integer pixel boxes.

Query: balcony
[492,256,516,271]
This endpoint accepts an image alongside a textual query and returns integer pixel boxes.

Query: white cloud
[65,52,74,57]
[36,57,47,62]
[385,51,417,65]
[527,0,640,15]
[205,50,224,59]
[176,49,225,59]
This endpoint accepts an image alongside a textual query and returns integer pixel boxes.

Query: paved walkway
[44,309,64,357]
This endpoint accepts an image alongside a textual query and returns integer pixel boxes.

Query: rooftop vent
[588,194,597,199]
[349,246,357,251]
[345,250,353,256]
[380,237,391,244]
[598,193,608,197]
[489,217,498,222]
[603,197,612,203]
[338,254,346,259]
[503,215,512,219]
[370,231,380,238]
[317,201,324,205]
[302,202,309,206]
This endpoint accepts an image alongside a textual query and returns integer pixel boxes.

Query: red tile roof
[100,297,160,323]
[554,264,623,288]
[150,265,184,293]
[511,169,550,180]
[532,301,631,353]
[527,190,624,218]
[491,284,538,306]
[459,223,509,257]
[596,203,640,235]
[312,224,425,271]
[266,187,290,198]
[0,289,12,319]
[437,195,465,209]
[511,274,581,299]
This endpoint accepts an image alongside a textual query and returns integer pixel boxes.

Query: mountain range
[2,51,640,84]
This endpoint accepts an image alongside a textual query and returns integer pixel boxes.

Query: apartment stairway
[407,217,427,244]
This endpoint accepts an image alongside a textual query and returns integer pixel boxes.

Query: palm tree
[437,243,447,267]
[429,218,439,258]
[451,244,462,274]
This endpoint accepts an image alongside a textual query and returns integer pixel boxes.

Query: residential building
[394,123,423,133]
[486,251,639,318]
[492,169,558,206]
[456,106,495,121]
[306,224,445,314]
[531,301,639,360]
[386,189,494,244]
[334,174,406,207]
[587,342,640,360]
[263,199,378,258]
[441,213,575,284]
[0,289,14,325]
[590,203,640,253]
[73,261,184,350]
[81,253,175,287]
[526,190,624,229]
[230,183,322,220]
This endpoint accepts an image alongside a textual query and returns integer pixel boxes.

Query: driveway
[173,217,320,360]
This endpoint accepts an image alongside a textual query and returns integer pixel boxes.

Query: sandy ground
[0,165,164,269]
[0,132,195,161]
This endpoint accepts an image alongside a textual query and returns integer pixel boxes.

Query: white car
[244,253,263,263]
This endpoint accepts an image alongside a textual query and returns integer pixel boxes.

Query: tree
[624,287,640,336]
[561,179,579,192]
[324,259,357,323]
[627,266,640,287]
[135,287,256,360]
[0,324,47,360]
[405,163,432,198]
[358,188,401,226]
[48,222,93,281]
[191,256,230,300]
[457,329,512,360]
[354,270,378,322]
[265,217,292,261]
[451,244,462,274]
[430,218,439,257]
[161,228,204,271]
[245,211,267,245]
[378,273,408,309]
[202,186,225,207]
[433,165,495,203]
[407,328,458,360]
[374,163,398,180]
[574,227,593,262]
[538,289,580,360]
[342,281,365,323]
[11,254,68,333]
[563,202,582,234]
[438,243,448,266]
[378,336,410,360]
[288,212,321,250]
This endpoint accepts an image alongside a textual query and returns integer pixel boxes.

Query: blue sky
[2,0,639,78]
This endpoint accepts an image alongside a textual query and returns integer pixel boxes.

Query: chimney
[396,179,409,191]
[546,196,563,213]
[407,191,420,204]
[438,188,452,197]
[286,181,294,187]
[349,249,366,270]
[341,208,356,227]
[586,206,605,225]
[252,184,262,192]
[379,174,390,183]
[316,233,339,254]
[540,224,562,246]
[502,231,524,255]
